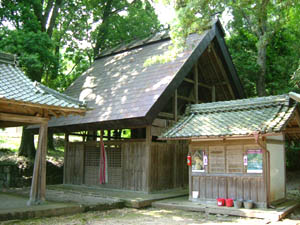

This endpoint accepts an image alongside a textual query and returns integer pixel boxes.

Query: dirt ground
[1,171,300,225]
[2,207,300,225]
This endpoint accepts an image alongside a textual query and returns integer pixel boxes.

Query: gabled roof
[161,94,298,139]
[0,52,86,113]
[48,20,244,131]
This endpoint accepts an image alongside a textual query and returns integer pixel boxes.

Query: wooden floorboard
[152,197,300,221]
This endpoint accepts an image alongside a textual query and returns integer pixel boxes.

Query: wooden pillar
[145,126,152,193]
[212,85,216,102]
[188,145,192,200]
[28,122,48,205]
[63,132,69,184]
[108,130,111,140]
[173,90,178,121]
[194,64,199,104]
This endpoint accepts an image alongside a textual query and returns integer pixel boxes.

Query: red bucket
[217,198,225,206]
[225,198,233,207]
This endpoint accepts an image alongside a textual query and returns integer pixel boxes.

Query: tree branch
[47,0,63,38]
[42,0,55,31]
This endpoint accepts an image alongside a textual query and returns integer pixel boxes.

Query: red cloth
[99,140,106,184]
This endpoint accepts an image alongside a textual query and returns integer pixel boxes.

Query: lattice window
[106,145,121,168]
[226,146,243,173]
[209,146,225,173]
[85,146,100,166]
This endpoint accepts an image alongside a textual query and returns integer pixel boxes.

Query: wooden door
[64,142,84,184]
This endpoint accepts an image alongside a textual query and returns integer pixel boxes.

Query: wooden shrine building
[0,52,86,204]
[46,20,245,193]
[160,93,300,207]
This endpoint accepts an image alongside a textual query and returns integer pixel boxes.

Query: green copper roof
[161,95,296,139]
[0,58,85,109]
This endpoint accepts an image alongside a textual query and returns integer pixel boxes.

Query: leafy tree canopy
[160,0,300,97]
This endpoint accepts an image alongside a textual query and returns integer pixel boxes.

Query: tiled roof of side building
[161,94,297,139]
[0,59,86,110]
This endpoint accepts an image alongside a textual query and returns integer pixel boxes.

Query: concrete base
[1,185,188,221]
[41,185,188,208]
[152,197,300,222]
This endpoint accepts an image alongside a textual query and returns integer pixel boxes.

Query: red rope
[99,135,106,184]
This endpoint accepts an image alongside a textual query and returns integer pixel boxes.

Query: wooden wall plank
[219,177,227,198]
[237,177,244,200]
[199,176,206,199]
[227,177,236,200]
[243,178,250,200]
[206,177,213,199]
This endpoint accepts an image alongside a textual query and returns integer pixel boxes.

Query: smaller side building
[161,93,300,208]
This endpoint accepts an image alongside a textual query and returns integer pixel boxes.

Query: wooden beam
[28,123,48,205]
[198,82,212,89]
[0,121,25,128]
[158,112,174,119]
[185,77,212,89]
[0,112,48,124]
[177,95,196,103]
[184,78,195,84]
[194,64,199,104]
[284,127,300,134]
[0,98,86,115]
[49,109,59,118]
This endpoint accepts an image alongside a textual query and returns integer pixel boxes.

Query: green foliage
[290,61,300,91]
[286,141,300,171]
[227,24,300,97]
[0,0,161,91]
[226,30,258,97]
[161,0,300,97]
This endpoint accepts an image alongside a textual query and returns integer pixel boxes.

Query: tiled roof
[48,20,244,130]
[161,95,297,139]
[97,30,170,59]
[0,62,86,109]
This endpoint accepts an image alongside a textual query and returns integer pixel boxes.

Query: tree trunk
[256,35,267,96]
[93,1,113,57]
[256,0,268,97]
[19,127,36,158]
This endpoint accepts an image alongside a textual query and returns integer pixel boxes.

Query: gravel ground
[2,172,300,225]
[3,207,300,225]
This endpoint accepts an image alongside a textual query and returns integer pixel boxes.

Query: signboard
[203,155,208,166]
[247,149,263,173]
[192,150,205,172]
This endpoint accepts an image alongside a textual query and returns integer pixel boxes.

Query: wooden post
[27,122,48,205]
[188,145,192,200]
[173,90,178,121]
[63,132,69,184]
[145,126,152,193]
[194,64,199,104]
[212,85,216,102]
